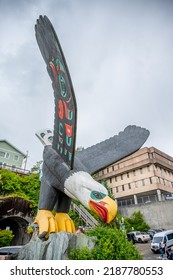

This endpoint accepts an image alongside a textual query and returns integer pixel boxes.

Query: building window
[121,174,123,180]
[140,168,143,174]
[14,155,19,161]
[4,152,9,158]
[112,166,114,171]
[149,177,153,184]
[127,172,129,178]
[102,170,104,175]
[110,178,112,183]
[107,168,109,173]
[128,183,131,189]
[142,179,145,186]
[133,170,136,176]
[116,187,118,193]
[0,151,10,158]
[115,177,117,182]
[0,151,5,157]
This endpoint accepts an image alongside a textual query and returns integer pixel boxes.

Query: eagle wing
[75,125,150,174]
[35,15,77,169]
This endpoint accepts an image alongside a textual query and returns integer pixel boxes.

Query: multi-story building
[0,140,26,170]
[95,147,173,207]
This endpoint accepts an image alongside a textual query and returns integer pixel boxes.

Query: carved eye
[90,191,106,201]
[48,136,53,143]
[40,133,45,138]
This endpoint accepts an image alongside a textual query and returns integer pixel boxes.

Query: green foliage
[69,226,142,260]
[30,161,43,173]
[0,229,14,247]
[19,174,40,212]
[0,170,21,194]
[68,209,86,228]
[125,211,150,232]
[76,147,84,152]
[0,169,40,214]
[100,179,116,200]
[69,247,93,260]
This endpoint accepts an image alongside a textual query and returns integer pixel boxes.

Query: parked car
[127,231,150,243]
[151,230,173,253]
[147,230,156,239]
[147,229,166,239]
[0,246,22,260]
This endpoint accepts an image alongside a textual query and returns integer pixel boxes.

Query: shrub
[0,229,14,247]
[125,211,150,232]
[69,226,142,260]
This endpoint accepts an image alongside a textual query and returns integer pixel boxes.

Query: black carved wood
[35,16,77,170]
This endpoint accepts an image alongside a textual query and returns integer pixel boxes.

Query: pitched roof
[0,140,26,157]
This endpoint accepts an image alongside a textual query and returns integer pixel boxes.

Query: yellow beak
[89,195,118,223]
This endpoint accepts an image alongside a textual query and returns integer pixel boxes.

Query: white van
[151,230,173,253]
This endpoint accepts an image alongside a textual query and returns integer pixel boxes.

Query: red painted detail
[56,65,60,71]
[89,200,108,223]
[99,201,107,206]
[49,62,58,86]
[58,100,64,119]
[65,124,73,137]
[63,101,73,120]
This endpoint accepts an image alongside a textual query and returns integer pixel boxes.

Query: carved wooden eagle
[34,16,149,238]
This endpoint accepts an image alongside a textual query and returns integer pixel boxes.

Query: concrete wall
[118,200,173,230]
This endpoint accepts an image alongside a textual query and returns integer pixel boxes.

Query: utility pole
[24,150,29,172]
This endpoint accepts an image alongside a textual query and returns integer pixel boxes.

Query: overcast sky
[0,0,173,170]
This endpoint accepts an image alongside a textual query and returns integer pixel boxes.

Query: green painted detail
[90,191,106,201]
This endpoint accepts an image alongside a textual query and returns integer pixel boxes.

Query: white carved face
[64,171,108,207]
[36,129,53,146]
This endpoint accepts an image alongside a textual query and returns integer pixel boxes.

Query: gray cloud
[0,0,173,169]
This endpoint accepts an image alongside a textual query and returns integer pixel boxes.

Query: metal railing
[0,163,30,175]
[118,194,158,207]
[71,202,99,227]
[118,193,173,207]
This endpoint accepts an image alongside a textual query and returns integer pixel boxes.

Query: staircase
[71,202,99,228]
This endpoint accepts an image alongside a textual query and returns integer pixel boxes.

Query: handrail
[71,202,99,227]
[0,164,30,175]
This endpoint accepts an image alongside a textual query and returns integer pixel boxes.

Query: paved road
[135,241,161,260]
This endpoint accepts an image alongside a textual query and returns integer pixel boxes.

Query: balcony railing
[0,163,30,175]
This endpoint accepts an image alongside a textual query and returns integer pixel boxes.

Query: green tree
[125,211,150,232]
[30,161,43,174]
[100,179,116,200]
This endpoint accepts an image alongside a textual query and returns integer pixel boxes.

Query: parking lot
[135,241,161,260]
